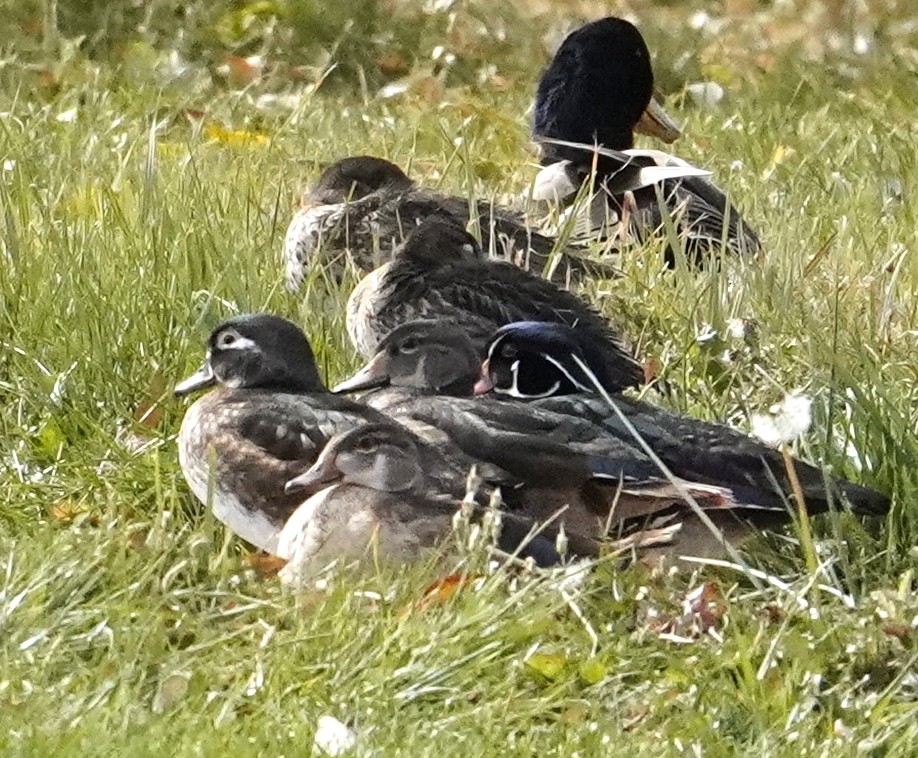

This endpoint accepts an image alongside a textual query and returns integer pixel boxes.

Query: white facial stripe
[222,336,257,351]
[510,360,521,396]
[486,333,505,361]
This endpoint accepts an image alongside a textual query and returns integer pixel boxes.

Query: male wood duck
[476,321,890,518]
[174,313,394,554]
[345,217,644,392]
[337,320,890,559]
[283,156,613,292]
[276,423,582,582]
[531,16,762,262]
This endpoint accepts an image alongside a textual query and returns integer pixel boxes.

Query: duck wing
[532,394,889,516]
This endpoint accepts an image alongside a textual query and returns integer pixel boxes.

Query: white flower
[750,392,813,445]
[685,82,724,108]
[314,715,357,756]
[726,318,747,341]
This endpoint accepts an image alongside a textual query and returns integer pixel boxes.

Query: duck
[173,313,396,554]
[283,155,615,292]
[336,319,890,560]
[344,216,644,393]
[531,16,762,262]
[276,422,584,583]
[475,321,891,519]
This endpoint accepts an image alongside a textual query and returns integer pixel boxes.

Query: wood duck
[476,321,890,519]
[276,423,580,582]
[283,156,614,292]
[532,16,762,262]
[344,217,644,392]
[174,313,394,554]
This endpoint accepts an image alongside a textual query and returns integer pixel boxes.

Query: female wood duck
[174,313,394,554]
[345,217,644,392]
[475,321,890,518]
[276,423,584,582]
[532,16,762,262]
[283,156,613,292]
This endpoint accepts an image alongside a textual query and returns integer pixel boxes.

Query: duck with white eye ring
[173,313,397,555]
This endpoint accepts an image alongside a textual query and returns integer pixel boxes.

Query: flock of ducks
[175,17,889,584]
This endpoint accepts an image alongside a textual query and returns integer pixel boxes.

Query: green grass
[1,0,917,754]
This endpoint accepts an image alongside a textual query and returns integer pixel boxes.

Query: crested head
[395,217,482,269]
[286,422,424,494]
[534,17,655,160]
[305,156,414,205]
[175,314,325,396]
[334,320,480,396]
[480,321,617,398]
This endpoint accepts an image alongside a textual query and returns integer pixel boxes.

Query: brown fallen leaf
[416,572,476,609]
[882,621,911,643]
[244,552,288,579]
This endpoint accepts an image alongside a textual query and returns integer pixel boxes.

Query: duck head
[476,321,615,398]
[395,217,482,269]
[533,17,680,164]
[174,314,325,395]
[334,320,480,396]
[285,423,423,495]
[303,156,414,206]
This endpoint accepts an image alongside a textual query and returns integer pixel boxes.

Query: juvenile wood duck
[532,16,762,262]
[345,217,644,392]
[476,321,890,518]
[174,313,393,554]
[283,156,613,291]
[277,423,579,582]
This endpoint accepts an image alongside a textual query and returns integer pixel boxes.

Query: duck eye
[500,343,518,360]
[399,338,419,355]
[355,437,378,454]
[217,330,239,349]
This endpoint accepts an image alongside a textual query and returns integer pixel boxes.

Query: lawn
[1,0,916,754]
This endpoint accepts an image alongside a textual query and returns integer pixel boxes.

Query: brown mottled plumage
[284,156,614,291]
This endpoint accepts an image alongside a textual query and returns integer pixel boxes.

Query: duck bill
[634,96,681,144]
[284,454,342,495]
[331,353,390,394]
[174,363,215,396]
[472,360,494,395]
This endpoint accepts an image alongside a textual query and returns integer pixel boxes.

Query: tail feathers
[781,460,891,516]
[836,480,891,516]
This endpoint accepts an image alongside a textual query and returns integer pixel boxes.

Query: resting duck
[532,16,762,261]
[345,217,644,392]
[337,320,890,558]
[174,313,394,554]
[283,156,613,291]
[277,423,583,582]
[476,321,890,518]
